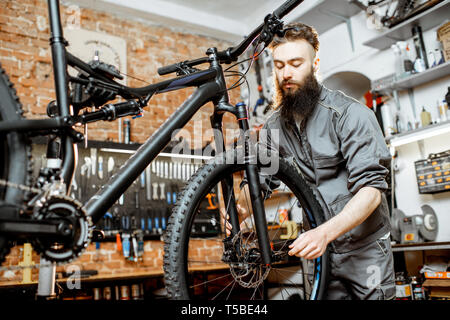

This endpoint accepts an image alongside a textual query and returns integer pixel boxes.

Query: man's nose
[282,65,293,81]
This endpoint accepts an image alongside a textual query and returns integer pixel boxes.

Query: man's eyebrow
[273,57,305,64]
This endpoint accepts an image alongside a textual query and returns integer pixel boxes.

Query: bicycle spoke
[225,278,238,300]
[189,273,234,289]
[270,268,311,299]
[212,277,238,300]
[176,160,326,300]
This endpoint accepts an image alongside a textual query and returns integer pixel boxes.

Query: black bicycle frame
[0,0,306,265]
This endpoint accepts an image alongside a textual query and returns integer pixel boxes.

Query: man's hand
[288,227,328,260]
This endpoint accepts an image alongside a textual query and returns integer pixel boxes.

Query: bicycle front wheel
[163,151,329,300]
[0,62,33,264]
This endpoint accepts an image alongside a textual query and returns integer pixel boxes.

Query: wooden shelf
[392,241,450,252]
[291,0,363,35]
[375,61,450,93]
[386,120,450,147]
[363,0,450,50]
[0,264,230,289]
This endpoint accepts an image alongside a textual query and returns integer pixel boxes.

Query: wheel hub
[222,230,271,288]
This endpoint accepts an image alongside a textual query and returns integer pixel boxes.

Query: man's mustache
[280,80,302,87]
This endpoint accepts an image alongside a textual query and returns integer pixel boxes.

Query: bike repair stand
[36,257,57,300]
[36,137,61,300]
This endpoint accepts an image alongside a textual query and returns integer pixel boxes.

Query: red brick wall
[0,0,241,146]
[1,239,224,284]
[0,0,239,284]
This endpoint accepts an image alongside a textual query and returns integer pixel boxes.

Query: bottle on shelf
[410,276,426,300]
[395,272,413,300]
[412,25,429,71]
[420,107,431,127]
[393,41,414,78]
[434,48,445,66]
[446,87,450,107]
[439,100,448,122]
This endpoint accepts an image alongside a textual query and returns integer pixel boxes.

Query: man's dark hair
[269,22,319,54]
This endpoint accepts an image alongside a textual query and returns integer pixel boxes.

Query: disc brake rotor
[229,229,271,288]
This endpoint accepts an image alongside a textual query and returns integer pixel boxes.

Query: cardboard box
[425,271,450,279]
[437,21,450,62]
[422,279,450,298]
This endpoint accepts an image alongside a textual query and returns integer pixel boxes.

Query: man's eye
[275,63,284,69]
[292,62,302,68]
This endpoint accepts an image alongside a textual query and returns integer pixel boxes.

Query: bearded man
[261,23,395,300]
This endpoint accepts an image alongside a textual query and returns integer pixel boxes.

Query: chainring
[31,195,92,263]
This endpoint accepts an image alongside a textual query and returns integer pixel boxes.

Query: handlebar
[158,0,303,75]
[273,0,303,19]
[157,57,210,76]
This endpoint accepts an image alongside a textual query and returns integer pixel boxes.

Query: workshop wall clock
[64,28,127,85]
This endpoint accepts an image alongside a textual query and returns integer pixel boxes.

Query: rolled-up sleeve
[337,103,391,194]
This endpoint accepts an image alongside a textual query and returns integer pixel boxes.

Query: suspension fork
[211,101,272,266]
[210,112,241,238]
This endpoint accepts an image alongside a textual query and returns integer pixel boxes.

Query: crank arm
[0,219,73,239]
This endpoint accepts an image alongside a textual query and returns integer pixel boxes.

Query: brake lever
[175,63,201,76]
[259,13,284,45]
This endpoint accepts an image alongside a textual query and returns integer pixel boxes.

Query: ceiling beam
[63,0,248,41]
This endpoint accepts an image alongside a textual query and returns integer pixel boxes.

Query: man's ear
[313,57,320,73]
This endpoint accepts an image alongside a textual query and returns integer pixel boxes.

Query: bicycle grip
[157,63,179,76]
[273,0,304,18]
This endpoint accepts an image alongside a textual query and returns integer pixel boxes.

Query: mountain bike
[0,0,329,300]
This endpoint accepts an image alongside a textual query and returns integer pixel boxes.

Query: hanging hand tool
[159,183,166,200]
[80,157,91,202]
[166,185,172,206]
[154,210,160,235]
[176,162,181,180]
[130,232,138,262]
[152,183,159,200]
[131,215,137,231]
[121,233,130,258]
[140,171,145,189]
[98,156,104,180]
[90,148,97,176]
[71,176,78,200]
[103,212,113,237]
[122,215,130,232]
[136,230,144,260]
[172,189,177,205]
[145,165,151,201]
[121,215,131,258]
[140,213,146,234]
[107,157,114,178]
[156,161,161,177]
[116,233,122,252]
[164,162,168,179]
[161,209,167,232]
[146,209,152,235]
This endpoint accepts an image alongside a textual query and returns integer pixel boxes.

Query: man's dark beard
[279,72,321,122]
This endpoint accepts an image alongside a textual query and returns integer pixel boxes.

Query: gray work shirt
[261,85,391,253]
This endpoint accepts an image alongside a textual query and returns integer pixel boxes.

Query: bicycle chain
[0,178,92,272]
[0,178,42,195]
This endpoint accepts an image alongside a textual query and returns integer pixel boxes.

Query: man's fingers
[305,247,323,260]
[298,244,316,258]
[289,233,305,248]
[288,240,306,256]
